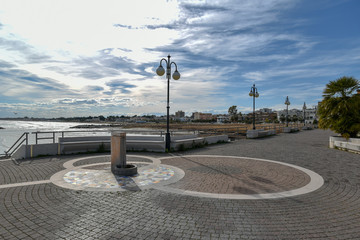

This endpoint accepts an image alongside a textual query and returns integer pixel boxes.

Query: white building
[217,115,230,123]
[277,105,318,124]
[259,108,273,113]
[304,106,318,124]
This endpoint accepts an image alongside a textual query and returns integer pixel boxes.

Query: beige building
[193,112,213,120]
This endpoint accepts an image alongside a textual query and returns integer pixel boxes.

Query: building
[247,111,277,123]
[192,112,213,121]
[259,108,273,113]
[277,109,302,122]
[175,110,185,119]
[304,106,318,124]
[277,105,318,123]
[216,115,230,123]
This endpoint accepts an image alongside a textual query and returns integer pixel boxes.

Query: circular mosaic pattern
[50,155,184,192]
[50,154,323,199]
[63,166,174,189]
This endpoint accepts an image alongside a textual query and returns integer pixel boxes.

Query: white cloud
[0,0,359,117]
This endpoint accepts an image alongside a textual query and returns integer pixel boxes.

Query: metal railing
[30,129,172,145]
[2,132,29,158]
[2,124,315,158]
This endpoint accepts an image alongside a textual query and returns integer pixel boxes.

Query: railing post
[53,132,55,143]
[25,132,28,159]
[35,133,38,144]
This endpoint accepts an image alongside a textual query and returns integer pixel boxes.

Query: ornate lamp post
[285,96,290,127]
[249,84,259,130]
[156,55,180,151]
[303,102,307,126]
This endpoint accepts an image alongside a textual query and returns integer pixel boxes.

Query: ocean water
[0,120,110,155]
[0,120,165,155]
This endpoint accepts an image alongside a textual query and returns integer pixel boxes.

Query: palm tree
[318,76,360,138]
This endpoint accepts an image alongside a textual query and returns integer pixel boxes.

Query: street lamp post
[249,84,259,130]
[156,55,180,151]
[285,96,290,127]
[303,102,306,126]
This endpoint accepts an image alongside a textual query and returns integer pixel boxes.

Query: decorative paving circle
[50,155,184,192]
[156,155,324,199]
[50,154,324,199]
[63,166,175,189]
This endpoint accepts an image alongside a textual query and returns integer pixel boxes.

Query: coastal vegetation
[228,105,240,122]
[318,76,360,138]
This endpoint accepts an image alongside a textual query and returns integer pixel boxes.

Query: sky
[0,0,359,118]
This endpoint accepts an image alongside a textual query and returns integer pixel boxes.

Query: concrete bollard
[111,132,137,176]
[111,132,127,171]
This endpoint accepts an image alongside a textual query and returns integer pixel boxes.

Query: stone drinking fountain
[111,132,138,176]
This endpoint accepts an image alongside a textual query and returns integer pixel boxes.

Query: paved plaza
[0,129,359,239]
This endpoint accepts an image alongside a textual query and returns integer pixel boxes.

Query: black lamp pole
[303,102,306,126]
[249,84,259,130]
[285,96,290,127]
[156,55,180,151]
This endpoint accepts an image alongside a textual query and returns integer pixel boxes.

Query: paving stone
[0,130,359,239]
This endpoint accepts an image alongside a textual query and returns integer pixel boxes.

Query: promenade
[0,129,359,239]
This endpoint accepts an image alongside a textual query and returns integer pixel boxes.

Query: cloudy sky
[0,0,359,118]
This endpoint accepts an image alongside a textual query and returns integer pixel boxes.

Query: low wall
[329,136,360,153]
[12,145,27,160]
[12,143,59,159]
[171,135,229,151]
[59,135,165,154]
[12,134,229,159]
[246,129,276,139]
[204,135,228,144]
[283,127,300,133]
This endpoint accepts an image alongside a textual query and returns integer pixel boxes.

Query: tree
[280,114,286,123]
[228,105,238,122]
[318,76,360,138]
[292,115,298,123]
[107,115,117,122]
[238,112,243,122]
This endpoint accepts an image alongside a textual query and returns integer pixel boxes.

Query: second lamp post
[303,102,306,126]
[285,96,290,127]
[249,84,259,130]
[156,55,180,151]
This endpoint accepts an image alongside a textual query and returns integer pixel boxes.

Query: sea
[0,120,111,154]
[0,120,166,155]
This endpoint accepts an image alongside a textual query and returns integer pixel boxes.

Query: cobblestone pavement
[160,156,311,194]
[1,129,360,239]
